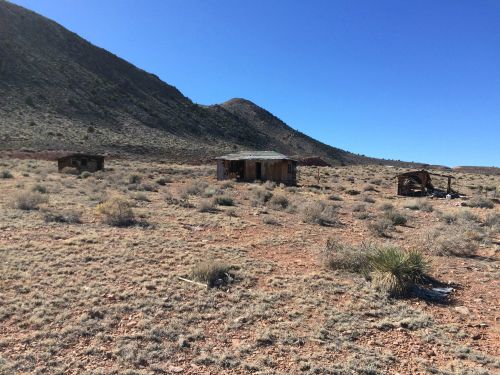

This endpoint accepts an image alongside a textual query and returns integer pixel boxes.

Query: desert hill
[1,1,422,166]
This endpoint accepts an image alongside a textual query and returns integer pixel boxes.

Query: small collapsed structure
[57,153,105,173]
[397,170,456,197]
[298,156,331,167]
[216,151,297,185]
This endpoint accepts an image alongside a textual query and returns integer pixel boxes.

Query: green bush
[191,261,231,288]
[368,247,428,296]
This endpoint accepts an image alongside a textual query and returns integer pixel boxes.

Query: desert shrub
[263,216,280,225]
[269,195,289,210]
[356,212,370,220]
[363,185,377,192]
[182,181,209,197]
[362,195,376,203]
[483,213,499,228]
[61,167,79,175]
[439,212,458,225]
[190,261,232,288]
[404,199,433,212]
[370,179,382,186]
[385,210,407,226]
[427,229,478,257]
[132,193,150,202]
[44,210,81,224]
[96,197,135,226]
[31,184,47,194]
[378,203,394,211]
[457,210,481,224]
[80,171,92,179]
[156,177,172,186]
[214,195,234,206]
[329,194,343,201]
[346,189,360,196]
[1,170,13,179]
[251,188,273,206]
[198,199,216,212]
[220,181,234,189]
[352,203,366,212]
[10,191,48,210]
[466,196,494,209]
[138,183,157,192]
[368,247,428,296]
[263,181,276,190]
[322,238,371,274]
[301,201,339,226]
[369,218,393,237]
[127,174,142,184]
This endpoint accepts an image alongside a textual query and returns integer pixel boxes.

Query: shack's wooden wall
[216,160,225,180]
[58,157,104,173]
[216,159,297,185]
[245,160,296,185]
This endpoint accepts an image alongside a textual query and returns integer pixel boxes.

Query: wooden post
[447,177,451,194]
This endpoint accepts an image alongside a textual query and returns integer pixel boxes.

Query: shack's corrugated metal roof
[216,151,295,161]
[57,153,105,161]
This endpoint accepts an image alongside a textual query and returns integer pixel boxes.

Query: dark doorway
[256,162,262,180]
[229,160,245,180]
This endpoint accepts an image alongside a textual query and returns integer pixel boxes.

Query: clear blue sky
[12,0,500,166]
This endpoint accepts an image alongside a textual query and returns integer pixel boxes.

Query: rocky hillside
[0,1,416,166]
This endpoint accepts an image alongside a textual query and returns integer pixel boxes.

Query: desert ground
[0,158,498,375]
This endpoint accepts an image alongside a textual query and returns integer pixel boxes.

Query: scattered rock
[454,306,470,315]
[168,366,184,373]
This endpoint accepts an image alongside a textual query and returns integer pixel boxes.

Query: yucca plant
[368,247,428,296]
[191,261,231,288]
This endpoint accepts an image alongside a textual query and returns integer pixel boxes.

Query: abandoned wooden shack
[397,170,455,196]
[216,151,297,185]
[57,153,104,173]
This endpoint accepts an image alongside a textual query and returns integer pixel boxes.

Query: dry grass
[301,201,339,226]
[9,191,48,210]
[0,159,498,374]
[96,196,135,226]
